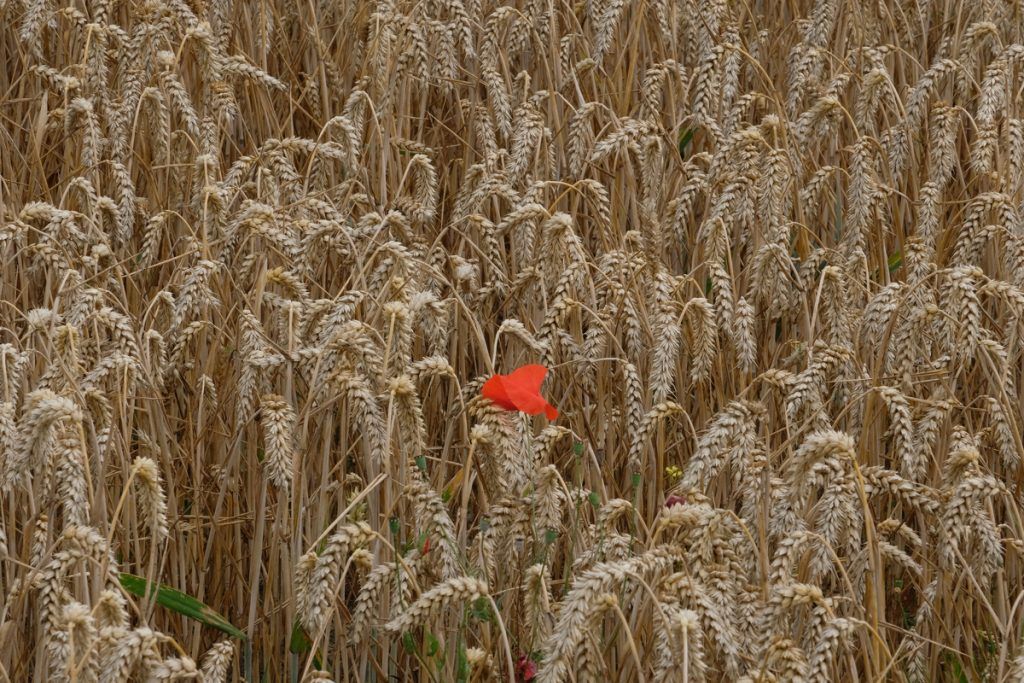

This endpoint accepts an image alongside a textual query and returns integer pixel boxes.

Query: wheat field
[2,0,1024,680]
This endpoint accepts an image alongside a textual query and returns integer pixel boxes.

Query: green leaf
[118,573,246,640]
[288,620,325,669]
[415,455,427,472]
[402,631,417,654]
[470,596,493,623]
[588,491,600,509]
[944,653,969,683]
[289,621,311,654]
[888,250,902,273]
[544,528,558,544]
[426,632,440,657]
[573,441,584,456]
[456,640,470,683]
[678,128,694,159]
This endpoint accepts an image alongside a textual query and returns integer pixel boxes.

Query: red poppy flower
[516,653,538,682]
[481,364,558,420]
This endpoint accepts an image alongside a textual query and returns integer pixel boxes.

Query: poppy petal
[504,381,551,415]
[481,364,557,420]
[481,374,516,410]
[505,364,548,394]
[503,365,557,419]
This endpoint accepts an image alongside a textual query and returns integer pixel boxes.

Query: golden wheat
[3,0,1024,679]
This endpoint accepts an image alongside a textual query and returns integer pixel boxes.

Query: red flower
[481,364,558,420]
[665,494,687,508]
[516,653,538,681]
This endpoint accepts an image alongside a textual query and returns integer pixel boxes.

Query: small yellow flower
[665,465,682,485]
